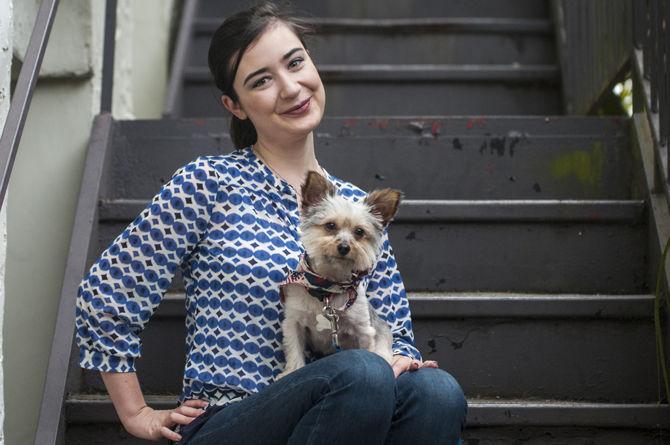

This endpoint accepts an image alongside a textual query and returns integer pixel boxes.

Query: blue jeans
[180,349,468,445]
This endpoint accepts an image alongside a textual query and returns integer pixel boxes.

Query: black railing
[33,1,118,444]
[634,0,669,154]
[552,0,632,114]
[165,0,198,117]
[0,0,60,210]
[631,0,670,407]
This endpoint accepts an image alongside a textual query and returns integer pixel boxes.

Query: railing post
[100,0,117,114]
[0,0,60,210]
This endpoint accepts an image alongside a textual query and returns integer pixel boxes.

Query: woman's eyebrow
[243,47,304,86]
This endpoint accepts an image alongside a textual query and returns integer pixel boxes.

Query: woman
[74,2,468,444]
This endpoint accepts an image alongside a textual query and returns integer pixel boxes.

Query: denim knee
[329,349,395,385]
[401,368,468,430]
[326,349,396,409]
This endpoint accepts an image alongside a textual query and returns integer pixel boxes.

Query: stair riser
[64,420,670,445]
[96,218,647,294]
[107,134,630,200]
[66,425,162,445]
[197,0,549,19]
[181,81,562,117]
[192,31,556,66]
[462,428,669,444]
[74,315,656,402]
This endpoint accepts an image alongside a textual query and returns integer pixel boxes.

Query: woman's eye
[325,222,336,231]
[289,57,304,69]
[354,228,365,237]
[252,76,269,88]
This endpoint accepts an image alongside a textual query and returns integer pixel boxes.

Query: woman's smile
[282,97,311,116]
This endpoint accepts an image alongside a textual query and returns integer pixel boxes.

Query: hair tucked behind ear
[207,1,315,149]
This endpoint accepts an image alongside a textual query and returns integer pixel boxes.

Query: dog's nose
[337,243,350,256]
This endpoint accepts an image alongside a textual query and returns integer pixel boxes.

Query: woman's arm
[100,371,208,441]
[75,156,221,438]
[100,371,148,426]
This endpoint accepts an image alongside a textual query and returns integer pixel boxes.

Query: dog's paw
[275,370,290,380]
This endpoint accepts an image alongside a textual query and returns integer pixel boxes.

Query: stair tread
[195,16,554,33]
[99,199,646,223]
[65,394,670,428]
[183,64,560,82]
[147,291,655,320]
[115,115,630,134]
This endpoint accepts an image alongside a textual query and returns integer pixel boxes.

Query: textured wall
[0,0,11,444]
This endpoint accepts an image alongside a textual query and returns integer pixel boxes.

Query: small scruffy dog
[276,171,402,380]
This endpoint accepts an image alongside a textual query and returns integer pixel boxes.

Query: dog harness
[279,253,371,351]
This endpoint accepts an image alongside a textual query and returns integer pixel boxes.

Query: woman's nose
[278,73,301,99]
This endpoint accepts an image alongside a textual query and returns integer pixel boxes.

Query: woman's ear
[221,95,248,120]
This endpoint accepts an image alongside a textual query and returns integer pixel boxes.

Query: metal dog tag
[315,313,331,332]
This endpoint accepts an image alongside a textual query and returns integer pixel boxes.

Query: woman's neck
[253,133,323,195]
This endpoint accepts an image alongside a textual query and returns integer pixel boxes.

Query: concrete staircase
[62,0,670,443]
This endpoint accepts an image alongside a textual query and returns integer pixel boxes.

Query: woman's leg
[384,367,468,445]
[188,348,396,445]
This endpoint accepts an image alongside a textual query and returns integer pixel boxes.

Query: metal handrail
[632,0,670,196]
[633,0,669,158]
[0,0,60,210]
[552,0,632,115]
[33,1,118,443]
[164,0,199,117]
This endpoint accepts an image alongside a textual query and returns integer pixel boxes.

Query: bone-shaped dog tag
[315,314,331,332]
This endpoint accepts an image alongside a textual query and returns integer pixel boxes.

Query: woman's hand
[122,399,209,442]
[390,354,439,378]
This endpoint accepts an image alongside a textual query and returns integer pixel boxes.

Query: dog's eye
[354,228,365,237]
[324,222,336,231]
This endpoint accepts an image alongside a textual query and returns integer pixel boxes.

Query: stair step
[72,292,657,401]
[197,0,550,20]
[105,116,632,200]
[64,394,670,445]
[196,17,554,33]
[65,393,670,426]
[95,199,647,294]
[99,199,644,223]
[147,292,656,319]
[181,64,561,116]
[184,64,560,82]
[193,17,555,66]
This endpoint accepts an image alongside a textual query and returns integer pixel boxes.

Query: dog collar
[279,253,370,310]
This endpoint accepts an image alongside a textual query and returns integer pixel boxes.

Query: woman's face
[221,21,326,143]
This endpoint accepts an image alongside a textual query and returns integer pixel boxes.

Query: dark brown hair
[207,1,315,149]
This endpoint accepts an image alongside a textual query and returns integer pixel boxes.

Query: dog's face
[299,171,402,281]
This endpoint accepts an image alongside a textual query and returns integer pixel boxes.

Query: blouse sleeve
[74,156,222,372]
[366,228,423,361]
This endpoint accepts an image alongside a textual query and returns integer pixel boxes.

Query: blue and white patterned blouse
[75,145,422,408]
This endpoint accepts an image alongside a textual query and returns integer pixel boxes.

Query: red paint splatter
[484,162,495,174]
[431,121,441,136]
[377,119,389,129]
[343,118,358,127]
[193,118,206,127]
[466,117,486,129]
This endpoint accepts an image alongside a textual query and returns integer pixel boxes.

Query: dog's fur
[276,171,402,379]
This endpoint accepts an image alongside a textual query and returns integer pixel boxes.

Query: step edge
[65,395,670,428]
[183,64,560,82]
[98,199,646,224]
[151,292,654,320]
[194,17,554,34]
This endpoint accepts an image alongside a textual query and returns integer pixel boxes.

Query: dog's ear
[364,188,403,227]
[301,170,334,211]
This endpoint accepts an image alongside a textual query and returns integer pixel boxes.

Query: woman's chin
[278,113,323,135]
